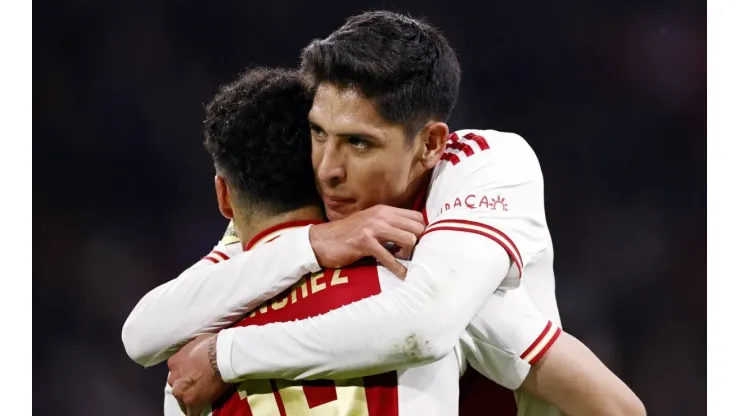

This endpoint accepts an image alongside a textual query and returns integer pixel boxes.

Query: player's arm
[460,286,561,391]
[214,132,547,381]
[462,287,645,416]
[121,223,322,367]
[215,227,512,381]
[521,333,646,416]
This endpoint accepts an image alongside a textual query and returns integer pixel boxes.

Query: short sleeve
[461,285,562,389]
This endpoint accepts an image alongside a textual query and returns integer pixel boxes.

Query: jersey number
[237,378,369,415]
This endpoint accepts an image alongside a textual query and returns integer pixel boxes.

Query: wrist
[308,223,332,268]
[207,335,220,376]
[216,329,239,382]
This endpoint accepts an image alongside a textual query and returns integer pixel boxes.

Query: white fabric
[430,130,563,415]
[121,225,321,367]
[155,129,564,415]
[218,231,521,381]
[217,129,556,381]
[189,260,557,416]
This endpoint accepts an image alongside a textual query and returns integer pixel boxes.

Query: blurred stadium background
[34,0,706,414]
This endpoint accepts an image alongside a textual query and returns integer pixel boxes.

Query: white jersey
[125,129,564,416]
[426,129,562,415]
[163,217,559,415]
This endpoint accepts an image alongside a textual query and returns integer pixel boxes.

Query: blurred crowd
[34,0,706,414]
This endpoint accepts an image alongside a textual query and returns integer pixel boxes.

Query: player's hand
[167,334,229,415]
[309,205,425,278]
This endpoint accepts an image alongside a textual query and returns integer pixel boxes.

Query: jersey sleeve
[211,131,548,383]
[121,225,321,367]
[215,229,514,382]
[424,129,550,290]
[199,220,243,265]
[461,284,562,390]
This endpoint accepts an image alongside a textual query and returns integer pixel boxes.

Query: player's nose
[315,144,346,186]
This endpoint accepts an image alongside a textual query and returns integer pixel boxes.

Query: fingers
[395,244,415,261]
[177,398,187,414]
[374,226,418,255]
[385,214,426,239]
[366,238,407,278]
[173,378,201,415]
[172,378,194,400]
[167,372,177,387]
[360,206,426,272]
[374,205,425,224]
[186,404,205,416]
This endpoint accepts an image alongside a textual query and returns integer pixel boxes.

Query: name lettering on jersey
[248,269,351,319]
[440,132,490,165]
[438,194,508,215]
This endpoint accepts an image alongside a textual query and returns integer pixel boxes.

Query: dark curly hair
[300,10,461,138]
[203,67,320,215]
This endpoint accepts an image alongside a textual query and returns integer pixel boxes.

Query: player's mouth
[322,194,356,210]
[321,194,357,214]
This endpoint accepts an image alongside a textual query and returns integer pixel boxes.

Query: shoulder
[431,129,542,188]
[446,129,534,158]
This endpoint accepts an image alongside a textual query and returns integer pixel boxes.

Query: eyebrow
[308,118,383,142]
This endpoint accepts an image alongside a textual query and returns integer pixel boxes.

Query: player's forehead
[309,83,400,141]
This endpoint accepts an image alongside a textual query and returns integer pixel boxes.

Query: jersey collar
[244,219,325,251]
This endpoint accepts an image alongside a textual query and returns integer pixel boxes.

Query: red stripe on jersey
[212,250,230,261]
[463,132,490,150]
[422,223,523,276]
[202,255,219,264]
[244,219,325,251]
[447,140,476,156]
[442,132,491,166]
[432,219,523,271]
[303,379,338,408]
[520,321,553,360]
[270,380,288,416]
[529,327,562,365]
[364,372,399,416]
[440,151,461,165]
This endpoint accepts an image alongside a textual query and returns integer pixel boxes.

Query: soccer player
[125,12,644,416]
[159,67,566,416]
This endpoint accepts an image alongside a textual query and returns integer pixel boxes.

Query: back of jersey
[376,264,463,416]
[211,259,462,416]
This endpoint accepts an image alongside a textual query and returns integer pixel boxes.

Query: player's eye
[310,123,327,141]
[348,136,370,149]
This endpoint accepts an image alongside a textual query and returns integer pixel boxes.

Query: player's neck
[236,205,325,247]
[400,170,433,211]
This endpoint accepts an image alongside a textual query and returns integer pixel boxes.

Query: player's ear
[215,175,235,219]
[419,122,449,169]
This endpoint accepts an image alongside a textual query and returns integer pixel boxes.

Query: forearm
[216,231,511,382]
[122,226,320,367]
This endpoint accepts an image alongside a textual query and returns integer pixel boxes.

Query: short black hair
[300,10,461,138]
[203,67,320,214]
